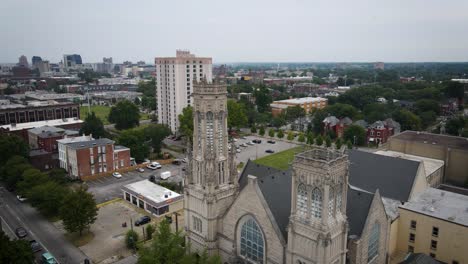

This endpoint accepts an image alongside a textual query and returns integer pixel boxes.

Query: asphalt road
[86,163,186,204]
[0,186,89,264]
[233,135,298,164]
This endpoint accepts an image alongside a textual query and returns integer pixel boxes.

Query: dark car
[172,159,182,165]
[135,216,151,226]
[265,149,275,153]
[149,175,156,182]
[252,139,262,144]
[267,140,276,144]
[15,227,28,238]
[30,240,42,253]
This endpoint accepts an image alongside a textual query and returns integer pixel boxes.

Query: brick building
[270,97,327,117]
[367,119,400,145]
[323,115,352,138]
[0,101,80,126]
[28,125,78,152]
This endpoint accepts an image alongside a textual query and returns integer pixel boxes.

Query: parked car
[182,158,188,163]
[30,240,42,253]
[265,149,275,153]
[236,149,241,153]
[241,136,247,139]
[135,216,151,226]
[151,162,162,169]
[41,252,57,264]
[267,140,276,144]
[247,141,255,145]
[112,172,122,179]
[232,138,238,142]
[160,171,171,180]
[16,195,27,202]
[172,159,182,165]
[253,139,262,144]
[240,143,247,147]
[137,167,145,173]
[15,227,28,238]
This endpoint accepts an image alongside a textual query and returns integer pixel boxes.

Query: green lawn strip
[253,146,305,171]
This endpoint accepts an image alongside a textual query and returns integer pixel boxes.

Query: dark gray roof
[239,160,292,241]
[66,138,114,149]
[29,149,51,156]
[399,253,441,264]
[346,188,374,237]
[348,150,420,202]
[354,120,368,128]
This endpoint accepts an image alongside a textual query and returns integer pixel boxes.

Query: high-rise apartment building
[155,50,212,132]
[63,54,83,71]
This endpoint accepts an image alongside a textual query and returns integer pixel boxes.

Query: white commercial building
[155,50,212,132]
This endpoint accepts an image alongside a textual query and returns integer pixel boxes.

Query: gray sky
[2,0,468,63]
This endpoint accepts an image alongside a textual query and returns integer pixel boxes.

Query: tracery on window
[240,218,264,263]
[311,188,322,219]
[297,184,308,219]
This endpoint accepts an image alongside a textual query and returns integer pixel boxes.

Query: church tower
[287,148,348,264]
[184,79,238,255]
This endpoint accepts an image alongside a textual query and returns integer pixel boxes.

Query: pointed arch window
[311,188,322,219]
[240,218,264,263]
[206,112,214,153]
[197,112,202,154]
[296,184,308,219]
[328,187,335,218]
[368,222,380,262]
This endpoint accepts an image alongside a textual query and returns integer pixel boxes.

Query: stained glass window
[311,188,322,219]
[240,218,264,263]
[297,184,308,219]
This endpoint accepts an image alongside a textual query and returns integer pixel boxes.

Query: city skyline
[2,0,468,63]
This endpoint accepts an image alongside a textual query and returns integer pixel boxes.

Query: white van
[160,171,171,180]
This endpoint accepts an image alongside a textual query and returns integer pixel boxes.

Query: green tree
[268,129,275,137]
[287,131,295,140]
[445,117,466,136]
[312,110,328,134]
[251,126,257,133]
[392,109,422,131]
[126,229,139,250]
[325,136,332,147]
[445,81,465,100]
[325,103,359,119]
[259,126,265,136]
[271,116,286,128]
[178,106,193,142]
[60,186,98,236]
[28,181,67,217]
[80,111,107,138]
[343,125,367,146]
[108,100,140,130]
[146,224,155,240]
[315,135,324,146]
[335,138,343,149]
[0,135,29,167]
[48,168,68,185]
[0,156,32,190]
[117,129,150,163]
[277,130,284,139]
[141,96,156,111]
[144,124,172,154]
[346,140,353,149]
[137,79,156,97]
[17,168,50,196]
[0,231,34,264]
[298,133,305,143]
[415,99,440,115]
[285,105,306,121]
[306,132,314,145]
[227,100,248,129]
[254,86,272,113]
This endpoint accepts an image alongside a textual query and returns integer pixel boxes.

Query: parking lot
[86,163,185,204]
[233,135,298,165]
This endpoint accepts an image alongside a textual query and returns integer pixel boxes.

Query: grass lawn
[253,146,307,171]
[80,105,150,125]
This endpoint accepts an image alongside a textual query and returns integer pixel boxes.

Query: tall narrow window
[336,184,342,212]
[368,222,380,262]
[206,112,214,154]
[296,184,308,219]
[328,187,335,218]
[240,218,264,263]
[197,112,202,154]
[218,112,224,156]
[311,188,322,219]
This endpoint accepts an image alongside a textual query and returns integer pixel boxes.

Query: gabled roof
[239,160,292,241]
[340,117,353,125]
[354,119,368,128]
[323,115,340,126]
[346,187,374,237]
[348,150,420,202]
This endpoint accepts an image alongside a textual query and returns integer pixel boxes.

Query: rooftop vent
[428,206,435,212]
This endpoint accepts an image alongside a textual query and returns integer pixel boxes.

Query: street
[0,186,89,264]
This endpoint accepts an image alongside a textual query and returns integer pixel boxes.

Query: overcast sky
[2,0,468,63]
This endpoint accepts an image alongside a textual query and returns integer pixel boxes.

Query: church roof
[348,150,420,202]
[239,160,292,241]
[346,187,374,237]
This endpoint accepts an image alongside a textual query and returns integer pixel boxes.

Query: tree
[126,229,139,250]
[251,126,257,133]
[80,111,107,138]
[178,106,193,141]
[60,186,98,236]
[287,131,295,140]
[312,110,328,134]
[415,99,440,115]
[271,116,286,128]
[144,124,172,154]
[254,86,272,113]
[325,103,358,119]
[108,100,140,130]
[445,81,465,101]
[277,130,284,139]
[0,156,32,190]
[335,138,343,149]
[137,79,156,97]
[445,117,466,136]
[17,168,49,196]
[306,132,314,145]
[392,109,422,131]
[0,135,29,167]
[346,140,353,149]
[285,105,306,121]
[227,100,248,129]
[259,127,265,136]
[48,168,68,185]
[117,129,150,163]
[315,135,324,146]
[325,136,332,147]
[0,231,34,264]
[298,133,305,143]
[28,181,67,217]
[343,125,367,146]
[268,129,275,137]
[141,96,156,111]
[146,224,155,240]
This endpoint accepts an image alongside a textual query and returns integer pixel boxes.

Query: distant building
[28,125,78,153]
[374,62,385,70]
[57,137,131,179]
[290,82,320,95]
[37,61,50,76]
[270,97,327,117]
[18,55,29,68]
[395,188,468,264]
[31,56,42,69]
[323,115,352,138]
[29,149,58,171]
[63,54,83,71]
[155,50,213,132]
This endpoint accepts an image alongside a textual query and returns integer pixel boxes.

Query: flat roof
[400,188,468,227]
[273,97,327,104]
[0,118,83,131]
[66,138,114,149]
[57,135,93,144]
[391,130,468,149]
[375,150,444,177]
[122,180,181,205]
